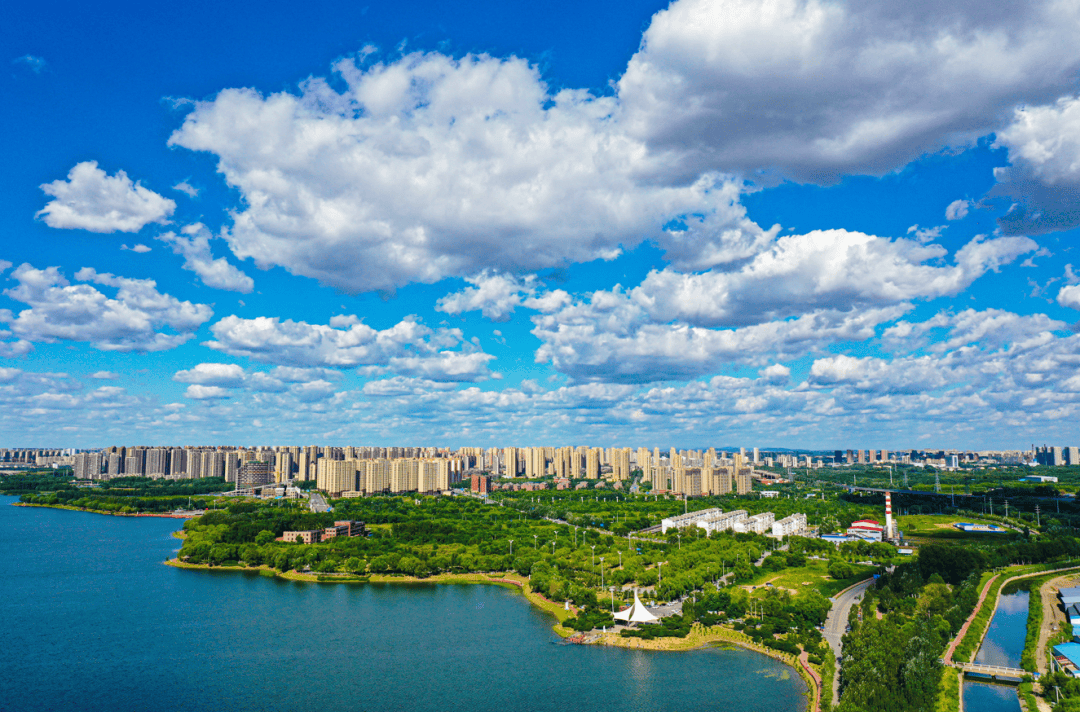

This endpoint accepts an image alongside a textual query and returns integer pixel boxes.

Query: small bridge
[955,662,1036,683]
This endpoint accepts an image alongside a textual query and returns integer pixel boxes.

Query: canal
[962,589,1028,712]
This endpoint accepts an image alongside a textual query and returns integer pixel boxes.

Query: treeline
[15,477,232,513]
[836,534,1080,712]
[495,488,884,538]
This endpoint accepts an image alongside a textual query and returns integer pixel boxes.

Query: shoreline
[165,557,819,710]
[11,500,816,710]
[11,502,200,519]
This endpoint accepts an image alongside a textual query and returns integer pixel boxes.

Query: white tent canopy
[613,590,660,623]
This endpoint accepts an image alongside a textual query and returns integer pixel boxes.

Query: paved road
[309,492,330,513]
[823,578,874,706]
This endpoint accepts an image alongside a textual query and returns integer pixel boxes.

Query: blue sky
[3,0,1080,450]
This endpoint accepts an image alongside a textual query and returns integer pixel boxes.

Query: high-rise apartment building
[237,461,272,488]
[146,448,168,477]
[586,448,599,480]
[73,452,102,479]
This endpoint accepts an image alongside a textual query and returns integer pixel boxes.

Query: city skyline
[4,0,1080,449]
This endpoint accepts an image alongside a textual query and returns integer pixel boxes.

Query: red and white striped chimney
[885,492,894,540]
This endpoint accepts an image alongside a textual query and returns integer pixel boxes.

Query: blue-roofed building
[1053,643,1080,677]
[1069,605,1080,628]
[1060,587,1080,607]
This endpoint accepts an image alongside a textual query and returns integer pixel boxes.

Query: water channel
[962,589,1028,712]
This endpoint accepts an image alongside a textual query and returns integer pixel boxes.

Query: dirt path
[1036,574,1080,672]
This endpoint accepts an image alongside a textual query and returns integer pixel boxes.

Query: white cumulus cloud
[618,0,1080,183]
[158,224,254,293]
[993,95,1080,235]
[1,263,212,351]
[1058,284,1080,310]
[37,161,175,233]
[184,384,231,400]
[173,362,247,387]
[168,52,774,293]
[437,272,537,321]
[945,200,971,221]
[204,314,494,381]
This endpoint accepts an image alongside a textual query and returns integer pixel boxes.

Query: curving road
[823,578,874,707]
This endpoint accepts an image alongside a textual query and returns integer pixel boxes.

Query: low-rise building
[323,520,366,539]
[661,508,722,533]
[735,512,775,535]
[1060,587,1080,608]
[953,522,1007,533]
[1053,642,1080,677]
[695,510,748,535]
[283,530,323,544]
[846,519,884,542]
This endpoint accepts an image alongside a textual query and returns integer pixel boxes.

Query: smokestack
[885,492,894,540]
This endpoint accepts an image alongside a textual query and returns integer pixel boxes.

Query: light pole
[677,534,681,550]
[551,541,556,555]
[534,534,538,549]
[508,539,513,557]
[591,544,596,568]
[658,561,663,583]
[618,551,622,568]
[600,557,605,588]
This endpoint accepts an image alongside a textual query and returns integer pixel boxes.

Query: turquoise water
[963,590,1028,712]
[0,496,807,712]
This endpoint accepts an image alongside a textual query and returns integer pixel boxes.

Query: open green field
[897,514,1011,541]
[746,558,877,597]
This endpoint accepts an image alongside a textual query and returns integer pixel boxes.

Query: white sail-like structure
[613,590,660,624]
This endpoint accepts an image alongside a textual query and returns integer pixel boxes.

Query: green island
[9,464,1080,712]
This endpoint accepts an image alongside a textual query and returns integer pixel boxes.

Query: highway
[823,577,874,706]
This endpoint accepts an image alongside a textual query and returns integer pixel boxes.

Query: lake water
[963,590,1028,712]
[0,496,807,712]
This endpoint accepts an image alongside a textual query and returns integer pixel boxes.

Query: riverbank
[12,502,200,518]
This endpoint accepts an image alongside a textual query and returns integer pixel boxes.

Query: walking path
[943,573,999,665]
[798,651,823,712]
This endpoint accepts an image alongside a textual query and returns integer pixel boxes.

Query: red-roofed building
[846,519,884,542]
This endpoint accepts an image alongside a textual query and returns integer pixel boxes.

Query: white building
[661,507,722,533]
[695,510,749,534]
[734,512,775,535]
[771,513,807,538]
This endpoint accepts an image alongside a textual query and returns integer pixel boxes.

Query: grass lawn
[897,514,1011,542]
[745,559,876,597]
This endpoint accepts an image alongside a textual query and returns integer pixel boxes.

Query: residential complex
[11,441,1080,501]
[661,507,808,538]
